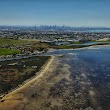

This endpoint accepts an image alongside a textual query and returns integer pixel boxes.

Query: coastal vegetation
[0,56,50,94]
[0,37,110,56]
[0,38,49,55]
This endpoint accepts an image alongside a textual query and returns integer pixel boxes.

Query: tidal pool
[44,45,110,110]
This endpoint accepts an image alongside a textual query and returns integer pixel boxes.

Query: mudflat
[0,56,57,110]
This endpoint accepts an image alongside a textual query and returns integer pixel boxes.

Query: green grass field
[0,38,28,46]
[0,48,20,55]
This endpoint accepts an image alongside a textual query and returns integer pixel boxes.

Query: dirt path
[0,56,55,110]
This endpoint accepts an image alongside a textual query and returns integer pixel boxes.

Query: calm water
[44,45,110,110]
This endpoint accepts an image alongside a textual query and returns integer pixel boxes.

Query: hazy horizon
[0,0,110,27]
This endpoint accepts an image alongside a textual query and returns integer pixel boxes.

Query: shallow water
[44,45,110,110]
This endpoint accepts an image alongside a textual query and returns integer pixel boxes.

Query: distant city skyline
[0,0,110,27]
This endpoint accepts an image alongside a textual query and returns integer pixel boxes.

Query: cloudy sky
[0,0,110,27]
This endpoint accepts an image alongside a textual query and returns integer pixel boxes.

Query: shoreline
[0,43,110,62]
[49,44,110,52]
[0,45,110,110]
[0,55,55,110]
[0,44,109,98]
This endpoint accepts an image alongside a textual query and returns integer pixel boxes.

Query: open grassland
[0,48,20,55]
[0,38,31,46]
[0,38,49,55]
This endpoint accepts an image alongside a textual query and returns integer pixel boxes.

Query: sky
[0,0,110,27]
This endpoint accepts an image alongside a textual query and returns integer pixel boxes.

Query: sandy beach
[0,56,56,110]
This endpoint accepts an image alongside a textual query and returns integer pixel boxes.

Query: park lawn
[0,48,20,55]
